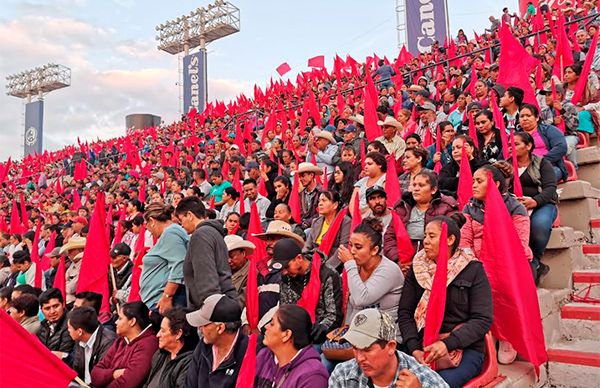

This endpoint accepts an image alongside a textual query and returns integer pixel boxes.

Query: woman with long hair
[328,161,356,207]
[265,175,291,220]
[474,110,503,162]
[439,135,489,197]
[563,62,599,144]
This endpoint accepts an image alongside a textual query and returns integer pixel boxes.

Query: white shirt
[79,327,100,384]
[244,195,271,222]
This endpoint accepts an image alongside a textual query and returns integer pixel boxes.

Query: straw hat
[348,114,364,125]
[297,162,323,176]
[224,235,256,255]
[253,220,304,246]
[59,236,87,254]
[314,131,336,145]
[377,116,403,129]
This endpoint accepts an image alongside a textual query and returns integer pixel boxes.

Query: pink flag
[308,55,325,68]
[385,154,402,207]
[276,62,291,76]
[289,174,302,223]
[457,144,473,211]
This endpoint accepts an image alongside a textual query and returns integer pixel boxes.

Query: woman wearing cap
[439,135,489,197]
[397,217,493,388]
[255,304,329,388]
[141,203,189,314]
[303,191,351,270]
[399,147,430,193]
[349,151,387,214]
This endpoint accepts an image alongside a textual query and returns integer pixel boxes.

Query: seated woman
[474,110,503,162]
[384,171,459,265]
[255,304,329,388]
[398,147,430,193]
[513,131,558,284]
[144,307,199,387]
[563,62,598,145]
[350,152,387,214]
[328,161,356,207]
[218,187,241,221]
[91,302,159,388]
[224,212,242,235]
[303,191,351,270]
[425,121,455,170]
[460,163,532,365]
[439,135,489,198]
[397,217,493,388]
[273,203,306,241]
[518,103,567,182]
[338,218,404,337]
[265,176,291,220]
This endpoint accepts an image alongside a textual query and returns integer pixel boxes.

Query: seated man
[364,186,392,234]
[74,291,114,330]
[9,293,41,334]
[37,288,75,358]
[330,308,449,388]
[185,294,249,388]
[108,242,133,309]
[12,251,36,287]
[66,306,117,385]
[224,235,254,309]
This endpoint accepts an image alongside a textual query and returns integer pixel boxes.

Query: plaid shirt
[328,350,449,388]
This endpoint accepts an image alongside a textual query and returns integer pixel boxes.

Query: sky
[0,0,518,161]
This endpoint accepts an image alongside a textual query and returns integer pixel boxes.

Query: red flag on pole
[385,154,401,207]
[491,97,510,159]
[76,192,111,314]
[31,223,43,289]
[53,256,66,301]
[289,174,302,223]
[480,172,547,376]
[351,191,363,231]
[247,202,267,275]
[457,145,474,211]
[19,192,29,231]
[468,111,479,150]
[434,125,443,173]
[40,231,57,272]
[391,212,415,266]
[72,189,82,211]
[0,309,77,387]
[572,31,599,105]
[510,131,524,197]
[128,225,147,303]
[308,55,325,68]
[10,200,22,235]
[276,62,291,76]
[364,71,384,141]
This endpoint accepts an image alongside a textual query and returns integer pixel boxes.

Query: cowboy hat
[377,116,403,129]
[224,235,256,255]
[314,131,336,145]
[348,114,364,125]
[253,220,304,246]
[59,236,87,254]
[296,162,323,176]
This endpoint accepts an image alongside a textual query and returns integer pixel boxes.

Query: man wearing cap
[376,116,406,160]
[242,178,271,223]
[403,85,422,110]
[108,242,133,308]
[60,236,87,305]
[457,101,482,136]
[416,101,447,143]
[297,162,324,230]
[224,235,255,309]
[253,221,305,328]
[365,186,392,233]
[44,247,62,290]
[244,160,260,181]
[306,130,338,179]
[274,238,343,344]
[185,294,249,388]
[71,216,88,238]
[333,124,363,165]
[329,308,449,388]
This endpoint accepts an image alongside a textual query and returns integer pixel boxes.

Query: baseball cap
[343,124,358,133]
[539,84,565,95]
[366,185,387,199]
[245,161,260,171]
[272,238,303,268]
[72,216,88,225]
[110,242,132,258]
[467,102,483,112]
[342,308,397,349]
[186,294,242,327]
[417,101,437,111]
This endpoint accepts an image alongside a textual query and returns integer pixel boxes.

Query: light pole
[5,64,71,157]
[155,0,240,114]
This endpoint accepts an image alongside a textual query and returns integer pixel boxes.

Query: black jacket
[144,347,194,388]
[37,314,75,354]
[68,325,116,380]
[398,259,493,355]
[185,331,249,388]
[183,219,239,310]
[439,157,489,197]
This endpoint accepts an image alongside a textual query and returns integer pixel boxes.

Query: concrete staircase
[493,144,600,388]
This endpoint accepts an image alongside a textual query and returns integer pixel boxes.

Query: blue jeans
[529,204,557,268]
[437,349,484,388]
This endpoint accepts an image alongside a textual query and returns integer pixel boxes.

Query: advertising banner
[24,100,44,156]
[406,0,449,55]
[183,50,207,114]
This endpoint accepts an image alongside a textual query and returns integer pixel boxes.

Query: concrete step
[538,288,571,345]
[573,270,600,300]
[557,181,600,242]
[576,146,600,189]
[540,234,584,289]
[559,303,600,341]
[495,361,547,388]
[547,339,600,387]
[591,219,600,244]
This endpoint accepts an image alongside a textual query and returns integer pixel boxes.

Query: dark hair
[415,170,439,189]
[273,175,291,189]
[506,87,524,107]
[12,294,39,317]
[329,161,355,204]
[39,288,64,306]
[163,307,199,348]
[187,186,203,197]
[68,306,99,334]
[12,250,31,265]
[174,196,206,219]
[242,178,257,187]
[75,291,102,314]
[474,110,494,123]
[192,168,206,179]
[210,170,223,178]
[406,133,422,143]
[223,186,240,200]
[121,301,153,330]
[406,147,429,168]
[277,304,313,350]
[520,103,539,118]
[319,190,342,209]
[476,164,511,193]
[0,286,14,303]
[428,216,461,254]
[128,199,144,213]
[565,61,583,76]
[367,143,389,157]
[514,131,535,156]
[14,284,38,296]
[365,151,388,173]
[352,217,384,252]
[438,120,454,133]
[144,203,175,223]
[132,214,145,227]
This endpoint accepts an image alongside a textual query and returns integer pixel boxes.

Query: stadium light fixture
[5,63,71,101]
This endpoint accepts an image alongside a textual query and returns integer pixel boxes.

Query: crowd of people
[1,1,599,387]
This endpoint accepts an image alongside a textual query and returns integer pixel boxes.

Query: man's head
[59,236,87,261]
[296,163,322,188]
[255,221,304,258]
[110,242,131,271]
[12,251,32,273]
[224,235,255,272]
[314,131,336,151]
[174,196,207,234]
[186,294,242,345]
[272,238,306,277]
[500,87,524,110]
[67,306,99,342]
[245,161,260,180]
[9,294,39,323]
[74,291,102,314]
[342,308,398,379]
[242,178,258,201]
[366,186,388,217]
[39,288,65,324]
[418,101,437,124]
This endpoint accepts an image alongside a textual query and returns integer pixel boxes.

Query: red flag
[247,202,267,275]
[457,144,473,211]
[364,71,383,141]
[308,55,325,68]
[9,200,22,235]
[55,176,64,194]
[351,191,362,231]
[0,309,77,387]
[467,64,478,96]
[19,192,28,231]
[76,192,111,314]
[391,212,414,266]
[276,62,291,76]
[128,225,147,303]
[53,256,66,300]
[72,189,82,211]
[235,333,258,388]
[385,154,401,207]
[289,173,302,223]
[552,15,574,79]
[510,131,524,197]
[138,180,146,203]
[423,223,449,353]
[480,172,547,376]
[550,79,566,134]
[572,31,599,105]
[491,97,510,160]
[0,217,8,233]
[40,231,57,272]
[434,125,443,173]
[468,111,479,150]
[31,223,43,288]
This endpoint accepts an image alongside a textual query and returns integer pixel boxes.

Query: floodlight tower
[5,63,71,156]
[155,0,240,114]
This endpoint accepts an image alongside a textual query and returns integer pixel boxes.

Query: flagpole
[109,264,121,315]
[74,376,91,388]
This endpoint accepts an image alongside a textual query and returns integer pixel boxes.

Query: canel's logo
[416,0,436,54]
[25,126,37,146]
[188,54,200,110]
